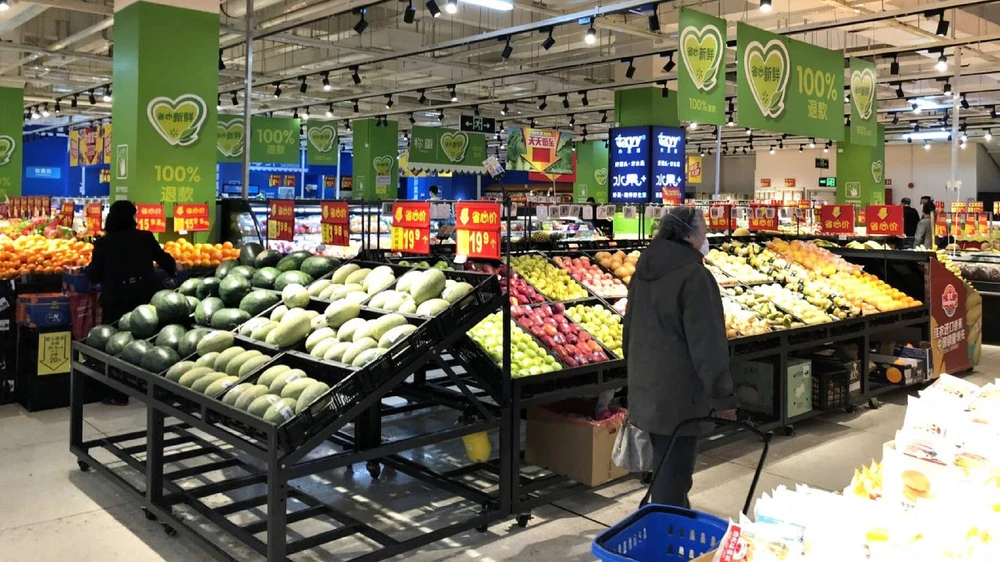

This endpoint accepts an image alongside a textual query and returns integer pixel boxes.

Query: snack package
[711,516,803,562]
[921,373,982,407]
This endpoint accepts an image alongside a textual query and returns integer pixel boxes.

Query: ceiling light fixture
[54,100,61,114]
[231,92,239,106]
[445,0,457,14]
[648,5,660,32]
[943,80,951,95]
[924,140,931,150]
[824,143,830,153]
[353,100,360,112]
[385,95,394,109]
[661,81,669,98]
[961,94,970,110]
[474,105,480,116]
[689,122,698,130]
[216,96,222,110]
[912,103,921,114]
[409,113,416,124]
[501,37,513,60]
[562,94,570,109]
[890,55,899,75]
[538,96,547,110]
[726,113,734,126]
[569,115,576,126]
[932,10,950,37]
[986,130,993,142]
[71,95,78,108]
[759,0,772,13]
[322,71,331,91]
[449,85,458,102]
[895,83,905,99]
[936,53,948,72]
[351,66,362,85]
[303,106,310,121]
[662,52,676,73]
[581,91,589,107]
[426,0,441,17]
[0,1,9,12]
[103,88,112,102]
[293,108,299,119]
[354,10,369,34]
[601,111,608,123]
[438,109,445,121]
[799,145,803,153]
[88,90,96,105]
[41,104,50,118]
[585,18,597,45]
[892,113,899,125]
[541,27,555,51]
[345,119,352,131]
[624,58,636,79]
[769,145,775,155]
[30,106,39,120]
[418,90,428,104]
[326,104,334,118]
[991,106,998,119]
[299,76,308,93]
[273,83,282,98]
[501,103,508,116]
[746,128,752,136]
[218,50,226,71]
[404,0,416,23]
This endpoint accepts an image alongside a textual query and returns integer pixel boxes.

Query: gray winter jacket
[623,238,737,436]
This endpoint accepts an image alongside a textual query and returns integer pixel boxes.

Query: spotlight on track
[647,5,660,33]
[354,10,369,34]
[322,71,331,91]
[351,66,362,85]
[273,83,282,98]
[449,84,458,102]
[662,52,675,73]
[404,0,416,23]
[501,37,513,60]
[426,0,441,17]
[585,18,596,45]
[890,55,899,75]
[538,96,547,110]
[624,58,636,79]
[541,27,555,51]
[445,0,457,14]
[759,0,772,13]
[299,76,308,93]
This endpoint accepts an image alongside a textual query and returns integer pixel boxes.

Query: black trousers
[648,433,699,509]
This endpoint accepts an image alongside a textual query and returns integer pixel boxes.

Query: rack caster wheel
[868,397,881,410]
[77,460,91,472]
[515,514,532,528]
[845,404,857,414]
[162,524,177,537]
[783,426,795,437]
[142,507,157,521]
[476,524,489,533]
[366,461,381,480]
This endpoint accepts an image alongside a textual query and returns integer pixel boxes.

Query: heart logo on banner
[679,24,724,92]
[0,135,16,166]
[307,125,337,153]
[871,160,884,184]
[373,155,394,175]
[594,168,608,185]
[744,40,790,119]
[440,131,470,163]
[850,67,877,120]
[216,120,245,158]
[146,94,207,147]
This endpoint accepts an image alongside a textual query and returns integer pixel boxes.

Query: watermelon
[251,267,281,289]
[195,297,225,325]
[300,256,340,279]
[239,290,280,317]
[219,274,252,307]
[240,243,265,266]
[216,259,238,279]
[105,331,134,355]
[178,278,202,297]
[185,295,200,313]
[255,249,283,268]
[118,311,132,332]
[273,270,314,292]
[211,308,251,330]
[178,328,209,357]
[229,265,256,281]
[196,277,221,299]
[276,251,311,272]
[140,346,181,373]
[130,304,160,339]
[152,292,190,325]
[154,324,187,350]
[121,340,154,365]
[149,290,175,310]
[85,325,117,351]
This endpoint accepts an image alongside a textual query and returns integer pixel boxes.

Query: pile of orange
[0,235,93,279]
[162,239,239,268]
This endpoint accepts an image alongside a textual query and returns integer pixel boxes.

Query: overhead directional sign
[460,115,496,134]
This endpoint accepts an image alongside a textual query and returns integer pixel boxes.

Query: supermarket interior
[3,0,1000,560]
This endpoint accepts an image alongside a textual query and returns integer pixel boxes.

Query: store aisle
[2,346,998,562]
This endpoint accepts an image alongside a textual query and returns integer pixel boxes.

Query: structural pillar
[0,87,23,200]
[352,118,399,201]
[111,0,219,239]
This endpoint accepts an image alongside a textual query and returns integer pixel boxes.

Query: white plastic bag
[612,419,653,472]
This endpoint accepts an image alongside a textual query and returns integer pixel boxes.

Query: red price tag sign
[819,205,855,235]
[85,203,103,234]
[748,205,778,231]
[455,202,501,260]
[59,202,75,227]
[968,201,984,213]
[865,205,904,237]
[979,214,989,236]
[321,223,350,246]
[320,201,349,224]
[173,203,210,232]
[935,213,947,238]
[268,199,295,242]
[951,201,967,213]
[320,201,350,246]
[267,219,294,241]
[135,204,166,232]
[391,201,431,254]
[707,205,734,232]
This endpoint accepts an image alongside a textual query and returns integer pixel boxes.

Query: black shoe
[101,396,129,406]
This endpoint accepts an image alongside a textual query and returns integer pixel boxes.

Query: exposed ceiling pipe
[23,0,112,15]
[0,3,48,33]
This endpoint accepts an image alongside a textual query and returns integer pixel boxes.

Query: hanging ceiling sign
[459,115,496,134]
[506,127,574,175]
[848,58,878,147]
[407,126,488,173]
[677,8,727,126]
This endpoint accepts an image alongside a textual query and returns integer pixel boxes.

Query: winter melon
[324,301,361,328]
[279,377,316,400]
[409,269,447,304]
[250,321,279,342]
[342,338,377,365]
[306,327,336,352]
[378,324,418,349]
[269,369,307,395]
[322,342,353,363]
[344,268,371,285]
[164,361,196,382]
[204,376,239,396]
[307,279,332,297]
[195,352,219,368]
[213,346,247,372]
[442,282,474,303]
[416,298,450,317]
[225,350,263,377]
[395,270,423,293]
[310,338,339,358]
[351,347,387,368]
[272,313,311,348]
[295,381,331,413]
[197,330,234,355]
[238,355,271,378]
[270,305,288,322]
[191,372,228,394]
[257,364,291,387]
[247,394,282,417]
[178,368,213,388]
[330,263,360,284]
[281,284,311,309]
[233,385,270,411]
[263,398,298,424]
[221,382,255,406]
[336,317,367,342]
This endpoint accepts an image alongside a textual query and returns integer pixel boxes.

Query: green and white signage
[677,8,727,126]
[574,140,609,203]
[216,114,245,162]
[111,0,218,238]
[837,125,885,207]
[0,87,22,199]
[353,118,399,200]
[849,58,878,147]
[737,22,844,141]
[306,122,338,166]
[250,116,300,164]
[407,126,487,173]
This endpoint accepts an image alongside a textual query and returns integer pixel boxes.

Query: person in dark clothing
[623,205,737,508]
[902,198,920,237]
[913,201,935,249]
[85,200,177,404]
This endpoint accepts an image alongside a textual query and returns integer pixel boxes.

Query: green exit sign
[818,177,836,188]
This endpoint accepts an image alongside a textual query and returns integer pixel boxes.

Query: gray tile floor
[2,345,997,561]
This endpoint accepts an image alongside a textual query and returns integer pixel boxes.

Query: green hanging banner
[305,121,338,166]
[836,125,885,208]
[249,116,300,164]
[352,118,398,200]
[677,8,727,126]
[736,22,845,141]
[0,87,23,200]
[574,141,609,203]
[407,126,487,173]
[216,114,244,163]
[111,1,218,239]
[614,87,679,127]
[848,58,878,147]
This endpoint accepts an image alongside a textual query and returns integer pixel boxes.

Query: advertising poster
[506,127,573,175]
[677,8,727,126]
[929,259,971,377]
[306,121,339,166]
[608,126,651,204]
[79,127,103,166]
[651,126,686,203]
[249,116,300,165]
[574,141,609,203]
[0,87,22,199]
[102,123,113,164]
[687,155,703,185]
[69,130,79,167]
[849,58,878,147]
[407,126,486,173]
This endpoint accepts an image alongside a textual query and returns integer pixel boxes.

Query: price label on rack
[934,212,947,238]
[391,201,430,254]
[173,203,210,232]
[85,203,103,234]
[59,202,74,227]
[968,201,984,213]
[135,204,166,232]
[865,205,903,237]
[707,205,733,231]
[819,205,855,235]
[268,199,295,242]
[748,205,778,231]
[455,202,501,260]
[320,201,350,246]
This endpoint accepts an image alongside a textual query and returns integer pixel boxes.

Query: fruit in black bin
[496,265,546,306]
[511,304,608,368]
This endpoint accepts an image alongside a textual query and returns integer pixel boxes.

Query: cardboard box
[733,360,774,415]
[870,355,919,386]
[525,400,628,487]
[876,341,932,381]
[786,357,813,418]
[61,269,92,295]
[16,293,71,328]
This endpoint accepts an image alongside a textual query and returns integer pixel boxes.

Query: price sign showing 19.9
[391,201,431,254]
[135,204,166,232]
[455,202,501,259]
[268,199,295,242]
[85,203,103,234]
[173,203,210,233]
[320,201,350,246]
[59,202,75,228]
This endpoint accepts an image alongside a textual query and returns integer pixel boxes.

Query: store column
[352,118,399,201]
[613,87,679,127]
[0,87,23,200]
[111,0,218,240]
[574,141,609,203]
[836,124,886,209]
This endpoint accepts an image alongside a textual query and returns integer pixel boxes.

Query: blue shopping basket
[593,417,771,561]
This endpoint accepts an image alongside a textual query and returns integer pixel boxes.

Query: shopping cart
[592,417,771,561]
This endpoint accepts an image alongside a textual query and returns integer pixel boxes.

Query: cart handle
[639,416,772,516]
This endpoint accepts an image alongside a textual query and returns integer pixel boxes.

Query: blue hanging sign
[609,126,652,204]
[651,127,686,204]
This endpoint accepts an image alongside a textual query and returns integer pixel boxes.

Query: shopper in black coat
[902,198,920,238]
[623,205,737,508]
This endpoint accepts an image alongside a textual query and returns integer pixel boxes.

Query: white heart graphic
[743,39,790,119]
[679,24,724,92]
[850,67,877,121]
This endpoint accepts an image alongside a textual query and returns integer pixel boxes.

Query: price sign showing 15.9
[85,203,103,233]
[391,201,431,254]
[320,201,350,246]
[455,202,501,260]
[135,204,166,232]
[268,199,295,242]
[173,203,210,233]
